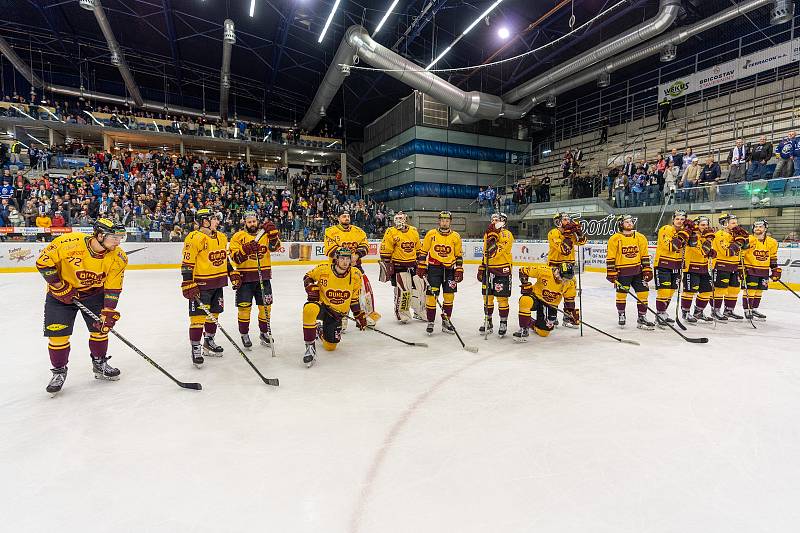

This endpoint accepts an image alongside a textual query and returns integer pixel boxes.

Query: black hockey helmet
[718,212,736,226]
[439,210,452,220]
[196,208,213,222]
[556,262,575,280]
[93,217,126,238]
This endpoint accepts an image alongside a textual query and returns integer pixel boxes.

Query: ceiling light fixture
[374,0,400,34]
[318,0,341,43]
[498,27,510,39]
[426,0,504,70]
[249,0,256,17]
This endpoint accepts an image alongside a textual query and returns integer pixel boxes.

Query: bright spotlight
[498,27,510,39]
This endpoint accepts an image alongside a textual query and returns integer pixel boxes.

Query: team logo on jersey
[208,250,227,267]
[753,249,769,261]
[400,241,416,253]
[541,289,560,302]
[325,289,351,305]
[494,282,504,292]
[46,323,68,331]
[76,270,106,285]
[434,244,452,256]
[621,245,639,259]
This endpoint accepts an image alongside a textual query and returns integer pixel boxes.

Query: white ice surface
[2,264,800,532]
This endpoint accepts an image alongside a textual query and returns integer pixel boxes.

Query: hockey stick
[673,248,687,331]
[74,300,202,390]
[738,254,757,330]
[194,298,279,386]
[253,232,277,357]
[346,315,428,347]
[433,295,479,353]
[481,249,490,340]
[617,283,709,343]
[548,303,639,345]
[778,279,800,300]
[577,248,584,337]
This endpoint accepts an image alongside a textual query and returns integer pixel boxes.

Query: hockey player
[742,219,780,321]
[679,215,716,324]
[606,214,655,329]
[416,211,464,335]
[478,212,514,337]
[547,212,586,326]
[301,248,367,367]
[711,213,749,321]
[324,209,377,325]
[653,210,690,325]
[513,263,579,342]
[36,218,128,394]
[181,208,232,366]
[228,211,281,348]
[379,211,424,323]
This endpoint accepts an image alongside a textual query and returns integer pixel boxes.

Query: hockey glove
[354,310,368,330]
[477,265,486,283]
[94,307,121,334]
[642,267,654,283]
[682,218,696,234]
[702,239,717,259]
[731,225,749,239]
[242,239,261,256]
[305,283,320,302]
[560,238,573,256]
[606,270,618,285]
[672,231,689,251]
[518,270,529,284]
[727,242,741,256]
[262,220,278,235]
[485,235,498,257]
[48,280,78,305]
[486,223,500,236]
[229,270,243,290]
[416,263,427,279]
[181,280,200,301]
[771,267,782,282]
[520,283,533,296]
[454,266,464,283]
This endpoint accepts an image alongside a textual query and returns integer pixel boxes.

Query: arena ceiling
[0,0,779,138]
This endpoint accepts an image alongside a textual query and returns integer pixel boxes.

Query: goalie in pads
[379,211,425,323]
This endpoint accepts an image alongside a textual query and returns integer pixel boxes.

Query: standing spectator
[663,161,679,205]
[0,177,13,207]
[622,156,635,178]
[0,198,10,226]
[477,187,486,214]
[613,172,627,208]
[748,135,772,181]
[484,185,496,215]
[598,116,609,145]
[537,175,551,203]
[667,148,683,180]
[658,97,672,129]
[631,168,645,206]
[726,138,749,183]
[681,147,697,175]
[699,156,721,202]
[773,131,795,178]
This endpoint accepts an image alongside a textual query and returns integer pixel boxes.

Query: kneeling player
[36,219,128,394]
[229,211,281,348]
[513,263,579,341]
[742,219,779,321]
[606,214,655,329]
[417,211,464,335]
[301,248,367,367]
[680,215,716,324]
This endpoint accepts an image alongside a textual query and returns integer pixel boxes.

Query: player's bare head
[333,247,353,272]
[338,210,351,227]
[93,218,126,251]
[673,210,686,227]
[752,219,767,235]
[438,211,452,231]
[394,211,407,229]
[694,215,710,231]
[617,214,635,232]
[243,210,259,233]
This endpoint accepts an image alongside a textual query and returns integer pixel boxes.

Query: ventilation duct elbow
[771,0,794,25]
[660,43,677,62]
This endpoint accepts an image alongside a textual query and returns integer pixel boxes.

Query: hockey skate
[426,322,435,335]
[303,343,316,368]
[636,315,655,330]
[724,309,743,320]
[46,367,67,395]
[259,332,272,346]
[512,328,529,343]
[618,312,626,328]
[497,319,508,337]
[682,310,698,324]
[241,334,253,350]
[203,335,224,356]
[694,308,713,324]
[441,317,455,335]
[712,308,728,322]
[92,356,120,381]
[413,309,427,322]
[562,316,578,329]
[191,344,204,368]
[751,309,767,321]
[479,317,493,334]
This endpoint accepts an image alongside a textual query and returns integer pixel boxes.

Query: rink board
[2,240,799,289]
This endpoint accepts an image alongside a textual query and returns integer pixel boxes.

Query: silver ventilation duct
[301,26,528,130]
[81,0,144,107]
[524,0,778,111]
[0,35,44,89]
[502,0,681,105]
[219,19,235,123]
[771,0,794,25]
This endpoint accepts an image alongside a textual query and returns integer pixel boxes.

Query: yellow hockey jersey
[380,226,421,268]
[182,229,229,289]
[324,225,368,264]
[304,263,363,316]
[519,265,577,308]
[743,235,778,277]
[419,229,463,268]
[712,230,740,272]
[229,230,280,282]
[654,224,684,270]
[683,230,715,274]
[606,231,650,276]
[483,228,514,275]
[547,228,586,266]
[36,233,128,302]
